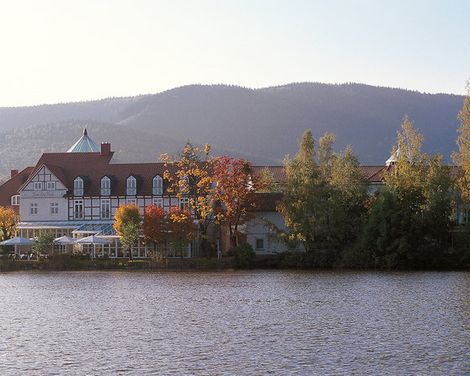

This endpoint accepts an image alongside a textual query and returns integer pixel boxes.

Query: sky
[0,0,468,107]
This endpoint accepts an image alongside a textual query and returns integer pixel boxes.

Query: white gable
[20,166,67,197]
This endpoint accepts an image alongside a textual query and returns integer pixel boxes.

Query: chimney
[10,169,18,178]
[100,142,111,156]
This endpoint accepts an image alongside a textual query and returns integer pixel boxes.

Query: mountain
[0,83,465,178]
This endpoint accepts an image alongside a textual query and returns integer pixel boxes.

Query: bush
[232,243,256,269]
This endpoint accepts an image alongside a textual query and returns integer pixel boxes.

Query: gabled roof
[24,151,169,196]
[0,167,34,209]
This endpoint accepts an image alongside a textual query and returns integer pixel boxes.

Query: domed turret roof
[67,128,100,153]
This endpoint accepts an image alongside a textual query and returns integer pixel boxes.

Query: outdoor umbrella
[0,236,33,255]
[75,235,110,258]
[54,235,76,253]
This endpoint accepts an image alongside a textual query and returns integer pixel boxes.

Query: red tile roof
[0,167,34,211]
[27,152,170,196]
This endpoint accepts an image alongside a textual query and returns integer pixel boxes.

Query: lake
[0,271,469,375]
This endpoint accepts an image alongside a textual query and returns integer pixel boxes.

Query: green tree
[120,222,141,260]
[360,116,453,268]
[32,233,55,257]
[453,83,470,203]
[278,130,366,266]
[114,204,141,259]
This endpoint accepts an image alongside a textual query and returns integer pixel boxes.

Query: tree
[360,116,453,268]
[161,142,215,255]
[279,130,369,266]
[143,205,168,256]
[453,84,470,202]
[32,233,55,257]
[120,222,141,260]
[167,206,195,258]
[114,204,141,259]
[212,156,258,248]
[0,206,18,241]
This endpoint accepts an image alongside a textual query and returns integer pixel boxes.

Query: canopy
[75,235,110,245]
[0,237,33,246]
[54,236,76,245]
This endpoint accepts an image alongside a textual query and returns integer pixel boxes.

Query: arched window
[152,175,163,195]
[74,177,84,196]
[101,176,111,196]
[10,195,19,206]
[126,176,136,195]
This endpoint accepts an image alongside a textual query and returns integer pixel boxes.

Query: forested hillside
[0,83,464,178]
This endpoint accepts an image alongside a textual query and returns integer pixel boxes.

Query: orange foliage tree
[0,206,18,241]
[143,205,168,255]
[212,156,259,248]
[168,206,195,257]
[161,142,215,255]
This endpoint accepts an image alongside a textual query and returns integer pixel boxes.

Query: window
[127,198,137,206]
[152,175,163,195]
[126,176,136,195]
[50,202,59,215]
[30,203,38,215]
[101,176,111,196]
[74,177,84,196]
[33,182,43,191]
[255,238,264,250]
[46,181,56,191]
[179,197,189,211]
[153,197,163,208]
[101,199,111,219]
[74,200,83,219]
[10,195,19,206]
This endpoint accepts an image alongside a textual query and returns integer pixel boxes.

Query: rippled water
[0,271,469,375]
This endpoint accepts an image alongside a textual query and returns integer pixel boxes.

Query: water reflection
[0,271,469,375]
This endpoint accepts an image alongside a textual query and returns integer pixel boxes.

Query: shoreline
[1,254,468,272]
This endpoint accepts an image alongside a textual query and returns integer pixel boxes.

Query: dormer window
[101,176,111,196]
[152,175,163,195]
[74,177,84,196]
[126,176,136,195]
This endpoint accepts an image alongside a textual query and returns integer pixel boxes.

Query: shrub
[232,243,256,269]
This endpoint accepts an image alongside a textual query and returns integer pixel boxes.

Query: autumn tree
[212,156,258,248]
[167,206,195,258]
[0,206,18,241]
[453,84,470,203]
[143,205,168,256]
[114,204,141,259]
[161,142,215,255]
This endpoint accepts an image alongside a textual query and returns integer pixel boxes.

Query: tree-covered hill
[0,83,464,178]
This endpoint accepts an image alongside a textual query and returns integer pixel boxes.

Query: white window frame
[152,175,163,195]
[179,197,189,211]
[33,182,43,191]
[152,197,163,208]
[101,176,111,196]
[30,203,38,215]
[74,177,84,196]
[126,198,137,206]
[255,238,265,250]
[50,202,59,215]
[46,181,56,191]
[101,199,111,219]
[73,199,84,219]
[126,176,136,196]
[11,195,19,206]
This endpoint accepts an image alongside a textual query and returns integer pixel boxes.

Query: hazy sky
[0,0,468,106]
